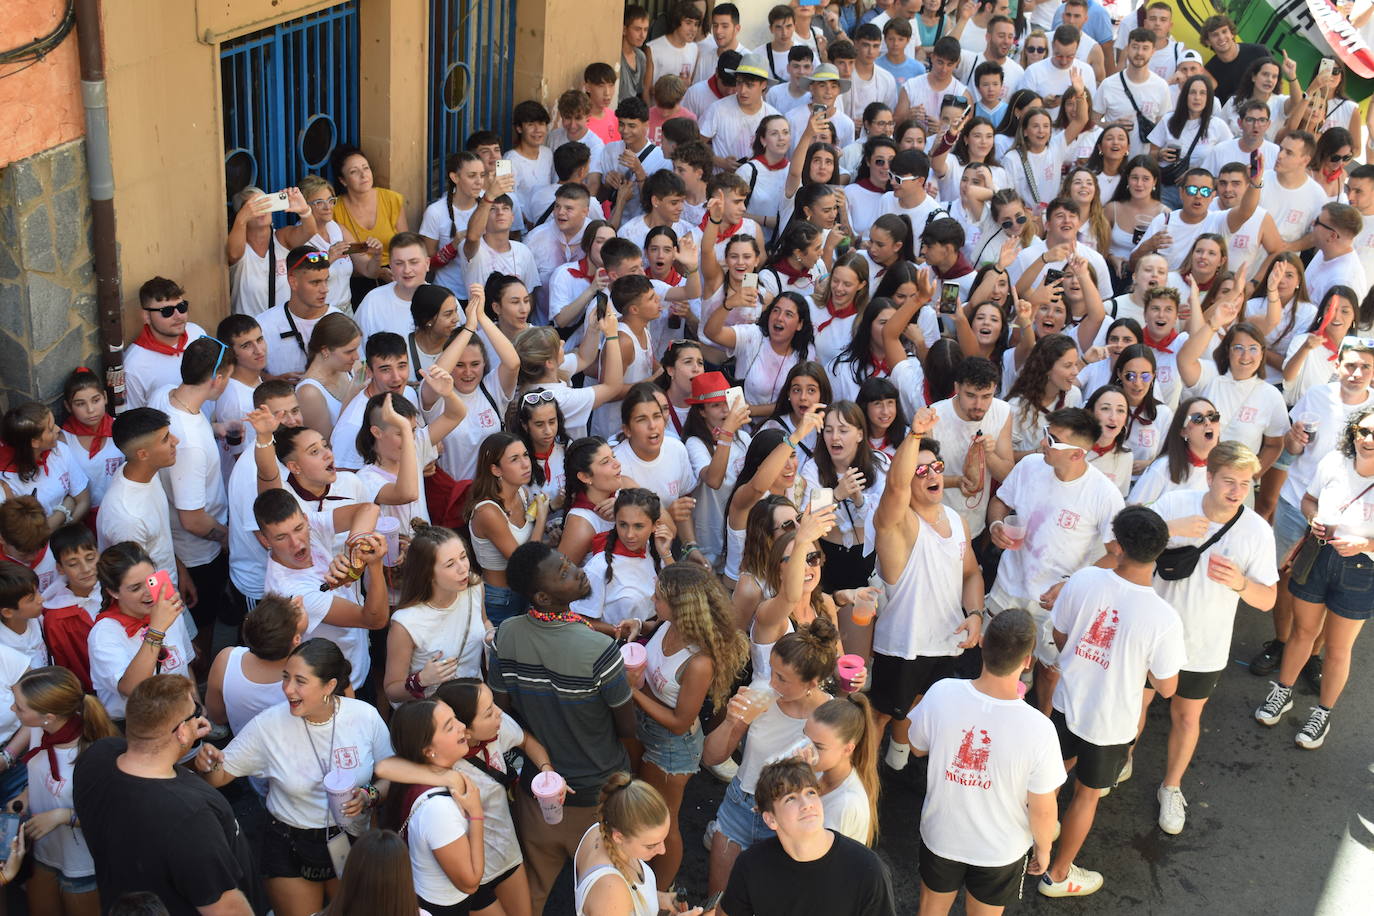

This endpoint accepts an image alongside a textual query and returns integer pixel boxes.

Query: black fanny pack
[1155,507,1242,581]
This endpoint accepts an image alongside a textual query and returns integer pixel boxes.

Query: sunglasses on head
[1043,428,1080,451]
[1001,214,1029,230]
[774,517,798,533]
[522,389,557,406]
[202,335,230,377]
[1188,410,1221,424]
[914,459,945,477]
[1184,185,1215,198]
[288,250,330,271]
[144,300,189,318]
[1122,370,1153,383]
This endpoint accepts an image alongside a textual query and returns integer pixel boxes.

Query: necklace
[305,696,339,726]
[528,606,592,628]
[168,391,196,414]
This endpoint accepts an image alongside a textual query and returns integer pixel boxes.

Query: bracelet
[143,633,165,649]
[146,626,167,640]
[405,672,426,699]
[68,810,78,828]
[56,503,72,521]
[605,334,620,341]
[709,217,723,225]
[363,784,380,808]
[0,751,13,770]
[783,434,797,450]
[255,437,276,449]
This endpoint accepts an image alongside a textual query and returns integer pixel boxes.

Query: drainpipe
[73,0,126,409]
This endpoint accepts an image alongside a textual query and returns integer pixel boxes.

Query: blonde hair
[597,773,669,881]
[1206,440,1261,477]
[298,174,335,200]
[18,666,119,750]
[655,565,749,708]
[811,693,880,845]
[515,326,562,387]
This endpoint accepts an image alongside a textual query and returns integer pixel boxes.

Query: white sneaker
[703,758,739,783]
[884,741,911,771]
[702,819,719,852]
[1099,754,1133,798]
[1157,784,1187,835]
[1037,863,1104,898]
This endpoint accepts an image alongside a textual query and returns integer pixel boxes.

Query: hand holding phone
[147,570,176,603]
[494,159,514,179]
[939,281,960,315]
[262,191,291,213]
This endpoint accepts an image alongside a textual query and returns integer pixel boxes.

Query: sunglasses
[891,174,920,184]
[1043,428,1080,451]
[773,517,798,534]
[288,250,330,271]
[1122,370,1154,383]
[1355,426,1374,440]
[1187,411,1222,424]
[1000,214,1029,230]
[1183,185,1215,198]
[914,459,945,478]
[1329,153,1354,163]
[202,335,230,377]
[173,700,205,735]
[144,300,190,318]
[804,550,823,567]
[522,389,557,405]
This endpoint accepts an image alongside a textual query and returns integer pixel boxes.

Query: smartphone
[942,93,970,110]
[726,386,746,413]
[595,292,609,322]
[810,102,827,115]
[1318,58,1336,79]
[494,158,514,179]
[810,487,835,512]
[342,241,370,255]
[262,191,291,213]
[147,570,175,602]
[0,814,20,862]
[741,272,759,291]
[1044,268,1065,285]
[1249,148,1260,176]
[938,281,960,314]
[702,890,725,912]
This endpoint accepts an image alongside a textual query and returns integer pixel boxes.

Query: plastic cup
[851,599,876,626]
[741,685,777,717]
[620,642,648,680]
[323,768,355,825]
[375,516,402,565]
[531,770,566,825]
[1298,412,1319,438]
[836,654,866,693]
[1001,515,1026,549]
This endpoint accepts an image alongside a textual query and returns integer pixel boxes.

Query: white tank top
[874,505,967,660]
[296,377,343,425]
[590,326,655,439]
[221,646,287,735]
[748,610,789,689]
[230,237,292,318]
[567,506,614,539]
[722,523,748,581]
[737,698,809,794]
[470,493,534,571]
[574,826,658,916]
[645,623,698,710]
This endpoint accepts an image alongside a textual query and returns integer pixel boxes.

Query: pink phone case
[147,570,175,602]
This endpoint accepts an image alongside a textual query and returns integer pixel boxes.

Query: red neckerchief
[1187,450,1208,468]
[612,541,647,558]
[1091,442,1114,457]
[1322,165,1346,184]
[1316,302,1342,356]
[936,253,974,280]
[0,546,45,572]
[286,473,346,512]
[528,606,592,628]
[131,326,189,356]
[870,354,890,375]
[708,75,726,99]
[700,213,745,240]
[856,178,886,193]
[571,493,599,513]
[22,716,83,781]
[815,298,858,333]
[752,154,788,171]
[533,448,554,482]
[0,446,49,475]
[464,738,499,767]
[1143,328,1180,353]
[660,267,684,286]
[922,377,932,405]
[771,258,811,281]
[1182,271,1213,293]
[95,607,148,638]
[569,258,594,280]
[61,415,114,458]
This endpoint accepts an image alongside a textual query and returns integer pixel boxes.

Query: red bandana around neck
[816,299,857,333]
[61,415,114,458]
[1143,328,1180,353]
[752,154,788,171]
[534,448,554,483]
[612,541,648,558]
[96,607,149,638]
[0,445,49,476]
[771,258,811,281]
[569,258,594,280]
[132,326,189,357]
[1091,442,1115,457]
[22,716,84,780]
[700,213,745,240]
[856,178,887,193]
[1187,450,1208,468]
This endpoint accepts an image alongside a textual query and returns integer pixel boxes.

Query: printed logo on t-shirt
[160,645,184,672]
[1237,406,1257,423]
[479,409,497,429]
[1056,510,1081,530]
[944,726,993,790]
[334,746,360,769]
[1233,235,1249,250]
[1140,429,1155,448]
[1284,210,1302,226]
[1157,366,1173,385]
[1075,608,1119,669]
[45,774,66,797]
[59,472,71,491]
[104,457,123,478]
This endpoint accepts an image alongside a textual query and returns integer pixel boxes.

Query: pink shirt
[648,106,698,145]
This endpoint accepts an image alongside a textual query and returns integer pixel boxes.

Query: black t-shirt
[1205,43,1270,105]
[722,831,897,916]
[73,738,265,916]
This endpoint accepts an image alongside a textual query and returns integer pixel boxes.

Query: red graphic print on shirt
[1075,608,1119,670]
[334,746,360,769]
[1056,510,1081,530]
[1237,407,1257,423]
[944,727,993,790]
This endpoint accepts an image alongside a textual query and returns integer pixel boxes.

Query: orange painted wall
[0,0,84,168]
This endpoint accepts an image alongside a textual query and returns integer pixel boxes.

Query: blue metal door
[427,0,517,199]
[221,2,360,209]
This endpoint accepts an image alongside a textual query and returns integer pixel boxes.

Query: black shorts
[261,816,350,882]
[919,841,1027,907]
[869,653,959,718]
[1051,709,1132,791]
[1176,669,1224,701]
[467,863,521,911]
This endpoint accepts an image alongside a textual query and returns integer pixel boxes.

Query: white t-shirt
[419,197,477,294]
[146,388,227,569]
[1139,208,1228,268]
[59,430,123,509]
[1128,457,1207,506]
[570,552,658,625]
[1007,389,1085,454]
[933,397,1011,538]
[121,323,209,411]
[88,613,194,720]
[1146,116,1233,173]
[0,618,46,670]
[391,587,487,688]
[1094,70,1172,154]
[25,732,91,876]
[1281,384,1374,508]
[1308,451,1374,560]
[0,441,88,516]
[456,712,526,880]
[612,437,697,504]
[1019,58,1097,120]
[439,369,513,482]
[1188,363,1290,453]
[406,788,474,904]
[1201,138,1278,182]
[724,324,813,412]
[700,97,781,162]
[990,456,1124,604]
[465,238,541,295]
[908,678,1065,867]
[258,304,340,379]
[1282,334,1341,408]
[1260,173,1328,243]
[820,767,871,845]
[1006,133,1071,210]
[330,384,422,471]
[222,697,393,834]
[357,283,417,343]
[845,65,900,120]
[1306,249,1370,308]
[1050,566,1187,745]
[94,470,177,588]
[503,145,555,214]
[900,75,971,123]
[357,427,440,533]
[213,377,256,475]
[1149,489,1278,671]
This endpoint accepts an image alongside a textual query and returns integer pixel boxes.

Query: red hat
[685,371,732,404]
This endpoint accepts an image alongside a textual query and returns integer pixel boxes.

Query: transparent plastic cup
[1001,515,1026,549]
[323,768,355,825]
[375,516,402,565]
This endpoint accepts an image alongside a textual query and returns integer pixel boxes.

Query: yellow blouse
[334,187,405,265]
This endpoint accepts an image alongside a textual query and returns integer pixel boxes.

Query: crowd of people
[0,0,1372,913]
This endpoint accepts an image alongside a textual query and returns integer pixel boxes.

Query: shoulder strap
[637,143,657,164]
[1119,72,1144,118]
[743,161,760,206]
[1197,506,1244,554]
[1339,480,1374,514]
[478,380,501,417]
[281,305,307,355]
[1177,124,1204,169]
[534,200,557,228]
[408,332,424,384]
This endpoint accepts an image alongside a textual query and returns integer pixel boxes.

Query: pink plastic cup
[323,768,355,825]
[836,654,866,693]
[531,771,566,825]
[620,642,648,679]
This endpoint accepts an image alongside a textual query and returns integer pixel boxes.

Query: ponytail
[597,773,669,882]
[812,693,880,845]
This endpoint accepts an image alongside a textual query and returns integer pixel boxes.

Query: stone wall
[0,140,99,409]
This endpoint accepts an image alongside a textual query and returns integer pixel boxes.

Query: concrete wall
[0,1,85,169]
[0,142,99,406]
[514,0,627,107]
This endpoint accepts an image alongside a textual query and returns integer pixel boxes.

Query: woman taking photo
[226,185,316,317]
[550,220,617,344]
[1127,396,1222,505]
[827,298,895,404]
[573,775,676,916]
[680,373,753,570]
[0,403,90,527]
[1253,406,1374,750]
[298,174,383,311]
[630,564,747,891]
[333,146,409,306]
[1104,156,1165,290]
[296,313,365,438]
[381,700,487,916]
[722,419,821,588]
[196,639,394,916]
[59,369,121,528]
[559,436,636,565]
[1110,341,1173,475]
[467,432,547,625]
[805,402,886,589]
[12,666,118,916]
[1084,384,1133,495]
[88,542,193,722]
[384,524,489,705]
[1148,75,1231,208]
[571,488,673,631]
[1005,334,1083,458]
[1283,286,1359,407]
[704,292,818,414]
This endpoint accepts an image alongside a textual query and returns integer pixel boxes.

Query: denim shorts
[35,860,97,895]
[484,583,527,626]
[1288,543,1374,620]
[715,777,775,850]
[1273,498,1308,567]
[636,710,703,776]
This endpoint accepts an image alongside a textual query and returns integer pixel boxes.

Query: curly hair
[1338,405,1374,459]
[1006,333,1078,428]
[655,564,748,707]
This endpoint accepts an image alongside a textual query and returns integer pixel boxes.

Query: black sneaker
[1295,706,1331,749]
[1254,681,1293,726]
[1301,655,1323,692]
[1249,639,1285,676]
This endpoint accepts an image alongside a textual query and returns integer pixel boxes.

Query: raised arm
[875,406,938,530]
[422,366,468,444]
[881,267,934,368]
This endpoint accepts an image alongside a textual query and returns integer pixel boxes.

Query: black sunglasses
[144,300,190,318]
[1329,153,1354,164]
[1001,214,1029,230]
[804,550,823,567]
[173,700,205,734]
[1188,411,1222,424]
